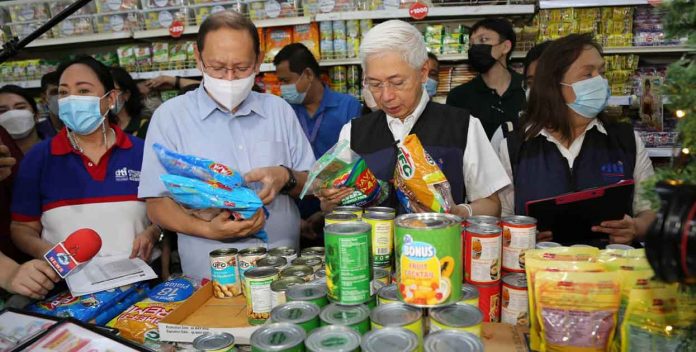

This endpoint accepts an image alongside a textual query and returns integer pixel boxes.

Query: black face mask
[468,44,498,73]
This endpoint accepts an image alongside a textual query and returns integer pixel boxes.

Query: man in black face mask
[446,18,525,139]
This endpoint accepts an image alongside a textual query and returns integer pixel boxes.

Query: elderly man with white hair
[320,20,510,218]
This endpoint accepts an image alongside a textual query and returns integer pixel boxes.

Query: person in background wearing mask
[497,33,656,245]
[11,56,159,263]
[320,20,509,219]
[139,11,315,280]
[0,85,44,154]
[111,67,150,138]
[446,18,525,139]
[425,52,439,98]
[39,72,61,137]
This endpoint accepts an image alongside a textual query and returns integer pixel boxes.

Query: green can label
[364,216,394,267]
[325,223,372,305]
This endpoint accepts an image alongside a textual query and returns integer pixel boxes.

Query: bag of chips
[154,143,244,189]
[108,277,199,343]
[27,284,144,322]
[620,285,682,352]
[300,140,389,207]
[394,134,455,213]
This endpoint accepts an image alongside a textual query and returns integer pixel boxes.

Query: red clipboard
[525,180,635,246]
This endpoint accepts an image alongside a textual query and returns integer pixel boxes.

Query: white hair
[359,20,428,71]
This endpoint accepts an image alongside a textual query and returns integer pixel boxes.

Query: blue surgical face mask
[280,73,308,105]
[425,78,438,97]
[561,75,610,119]
[58,94,109,135]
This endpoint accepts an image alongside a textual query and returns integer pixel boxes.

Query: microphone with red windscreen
[44,228,102,278]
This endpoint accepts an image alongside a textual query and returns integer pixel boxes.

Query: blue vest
[350,102,470,213]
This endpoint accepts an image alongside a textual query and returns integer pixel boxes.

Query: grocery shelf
[319,58,361,66]
[0,79,41,89]
[132,26,200,39]
[604,46,692,54]
[315,4,535,21]
[647,147,680,158]
[539,0,648,9]
[25,32,132,48]
[131,68,202,80]
[253,16,312,28]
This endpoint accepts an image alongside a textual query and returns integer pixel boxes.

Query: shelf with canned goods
[603,45,693,54]
[314,3,536,21]
[24,31,134,48]
[0,79,42,89]
[539,0,650,9]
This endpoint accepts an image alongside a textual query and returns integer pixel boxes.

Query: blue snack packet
[27,285,141,322]
[153,143,244,188]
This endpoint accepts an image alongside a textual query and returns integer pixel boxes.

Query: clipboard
[525,180,635,246]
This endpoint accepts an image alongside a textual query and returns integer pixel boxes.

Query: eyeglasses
[364,77,412,94]
[200,59,254,79]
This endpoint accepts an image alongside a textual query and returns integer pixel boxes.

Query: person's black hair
[56,56,117,123]
[110,66,144,119]
[40,71,59,94]
[470,18,516,61]
[427,52,439,64]
[0,84,38,113]
[197,11,260,59]
[523,40,552,79]
[272,43,321,77]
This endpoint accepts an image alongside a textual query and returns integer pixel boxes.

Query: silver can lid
[210,248,238,256]
[334,206,362,213]
[365,206,396,214]
[257,256,288,269]
[378,284,399,302]
[250,322,306,351]
[461,284,479,301]
[244,266,278,279]
[239,246,267,256]
[192,332,235,350]
[501,215,537,225]
[466,215,500,226]
[536,241,561,249]
[424,330,484,352]
[305,325,362,352]
[292,256,323,267]
[271,276,305,292]
[466,224,502,235]
[301,246,326,256]
[363,211,396,221]
[320,303,370,326]
[370,303,422,326]
[325,221,371,235]
[271,301,320,324]
[269,246,297,257]
[502,273,527,288]
[361,327,419,352]
[281,265,314,278]
[287,284,327,301]
[325,212,360,222]
[396,213,460,229]
[430,304,482,327]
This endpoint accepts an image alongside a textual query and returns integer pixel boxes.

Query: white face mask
[202,71,255,112]
[0,109,35,139]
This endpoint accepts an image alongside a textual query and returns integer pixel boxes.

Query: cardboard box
[482,323,530,352]
[158,282,260,344]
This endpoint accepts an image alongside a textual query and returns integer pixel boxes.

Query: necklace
[68,124,114,154]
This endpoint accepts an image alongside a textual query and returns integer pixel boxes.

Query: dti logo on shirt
[601,161,625,183]
[115,167,140,182]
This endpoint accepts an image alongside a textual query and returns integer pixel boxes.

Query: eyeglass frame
[199,56,256,79]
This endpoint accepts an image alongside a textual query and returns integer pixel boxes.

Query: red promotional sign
[169,20,184,38]
[409,2,429,20]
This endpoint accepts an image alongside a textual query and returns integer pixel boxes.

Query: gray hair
[359,20,428,71]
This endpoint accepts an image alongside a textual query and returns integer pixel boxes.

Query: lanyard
[299,110,325,144]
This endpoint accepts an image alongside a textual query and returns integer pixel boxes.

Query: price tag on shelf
[169,20,184,38]
[409,2,429,20]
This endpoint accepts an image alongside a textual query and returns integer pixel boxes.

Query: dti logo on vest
[601,161,625,183]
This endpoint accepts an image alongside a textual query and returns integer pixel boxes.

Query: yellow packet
[620,285,681,352]
[535,271,620,352]
[525,247,602,351]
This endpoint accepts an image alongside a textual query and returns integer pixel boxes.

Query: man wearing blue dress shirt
[138,11,315,280]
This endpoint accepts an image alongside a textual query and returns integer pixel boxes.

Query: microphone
[44,228,102,278]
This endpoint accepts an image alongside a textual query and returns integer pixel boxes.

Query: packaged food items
[135,45,153,71]
[210,248,242,298]
[500,273,528,326]
[424,24,444,55]
[54,0,98,16]
[293,23,321,60]
[108,277,199,343]
[333,20,347,59]
[141,0,185,9]
[271,276,305,307]
[319,21,334,59]
[300,140,390,208]
[193,332,236,351]
[501,216,536,273]
[287,284,329,308]
[153,143,244,188]
[277,0,299,18]
[302,0,319,16]
[94,284,150,325]
[169,41,188,68]
[371,303,424,347]
[460,284,479,306]
[320,303,371,335]
[244,267,280,325]
[95,0,141,13]
[424,330,484,352]
[475,282,501,323]
[94,11,141,33]
[28,284,145,322]
[362,327,419,352]
[185,41,196,61]
[306,325,362,352]
[7,2,50,22]
[620,286,682,352]
[464,225,502,285]
[152,42,169,69]
[395,134,455,213]
[271,301,321,333]
[329,65,347,93]
[264,27,293,63]
[143,7,189,30]
[443,24,464,55]
[429,304,482,336]
[333,0,357,12]
[117,45,136,69]
[325,222,373,305]
[248,0,266,20]
[535,271,620,352]
[191,1,240,25]
[251,322,307,351]
[9,21,56,41]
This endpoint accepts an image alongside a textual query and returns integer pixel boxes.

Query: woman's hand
[131,225,159,261]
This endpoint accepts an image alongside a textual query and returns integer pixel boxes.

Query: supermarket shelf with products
[603,45,693,54]
[539,0,649,9]
[315,4,536,21]
[25,32,133,48]
[647,147,681,158]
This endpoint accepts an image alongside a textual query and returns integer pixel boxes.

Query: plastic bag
[300,140,389,207]
[394,134,455,213]
[535,271,620,352]
[154,143,243,189]
[620,285,682,352]
[27,284,143,322]
[108,277,199,343]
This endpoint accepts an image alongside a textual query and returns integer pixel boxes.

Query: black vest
[350,102,470,212]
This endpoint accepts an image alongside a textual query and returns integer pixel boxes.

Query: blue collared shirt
[138,85,315,280]
[290,87,361,158]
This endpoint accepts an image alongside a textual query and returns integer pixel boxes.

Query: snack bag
[27,285,143,322]
[394,134,455,213]
[154,143,244,189]
[620,285,682,352]
[525,247,603,351]
[535,271,621,352]
[293,23,320,60]
[108,277,198,343]
[265,27,293,63]
[300,140,389,207]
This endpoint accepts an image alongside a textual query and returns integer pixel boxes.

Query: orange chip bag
[394,134,455,213]
[293,23,320,60]
[265,27,293,63]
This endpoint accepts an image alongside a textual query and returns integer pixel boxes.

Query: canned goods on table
[239,247,268,281]
[257,255,288,270]
[365,206,395,216]
[193,332,235,352]
[371,303,424,348]
[271,301,321,333]
[334,205,362,219]
[301,246,326,261]
[373,267,390,286]
[210,248,241,298]
[243,267,279,325]
[378,284,399,305]
[320,303,371,335]
[250,322,306,352]
[475,281,501,323]
[465,225,502,284]
[501,216,537,272]
[305,325,362,352]
[315,268,326,280]
[429,304,482,336]
[281,264,315,282]
[292,256,323,272]
[271,276,305,308]
[464,215,500,227]
[535,241,561,249]
[424,330,483,352]
[459,283,479,306]
[325,222,373,305]
[396,213,462,307]
[287,283,329,308]
[363,212,395,268]
[268,246,298,264]
[501,273,529,326]
[361,327,419,352]
[325,211,359,225]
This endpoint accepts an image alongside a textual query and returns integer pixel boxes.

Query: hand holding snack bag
[394,134,455,213]
[300,140,389,207]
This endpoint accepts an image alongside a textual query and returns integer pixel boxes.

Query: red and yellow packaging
[620,285,681,352]
[464,225,502,285]
[293,23,320,60]
[264,27,293,63]
[474,282,501,323]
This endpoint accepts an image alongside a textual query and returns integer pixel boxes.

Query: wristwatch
[279,165,296,195]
